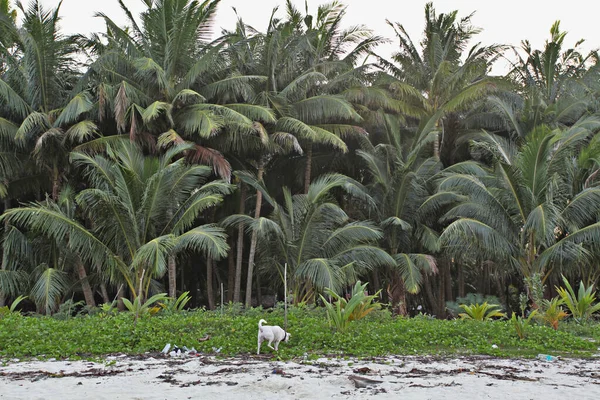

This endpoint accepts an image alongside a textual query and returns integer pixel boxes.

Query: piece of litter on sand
[162,344,198,357]
[348,375,383,389]
[353,367,372,375]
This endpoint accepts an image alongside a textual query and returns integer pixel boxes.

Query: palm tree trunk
[166,206,177,297]
[168,255,177,298]
[0,197,9,307]
[245,160,265,308]
[100,283,110,304]
[52,164,60,201]
[433,119,442,160]
[423,274,438,315]
[207,258,215,310]
[371,270,381,297]
[304,145,313,194]
[116,285,125,311]
[76,259,96,308]
[437,266,446,318]
[227,244,235,302]
[445,261,453,301]
[457,263,465,298]
[389,273,408,316]
[233,184,246,303]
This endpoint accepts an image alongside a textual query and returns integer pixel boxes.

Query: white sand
[1,354,600,399]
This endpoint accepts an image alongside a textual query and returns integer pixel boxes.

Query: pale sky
[32,0,599,74]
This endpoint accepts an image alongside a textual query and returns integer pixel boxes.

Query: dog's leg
[274,340,279,351]
[267,339,274,350]
[257,337,262,355]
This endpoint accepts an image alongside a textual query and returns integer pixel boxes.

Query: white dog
[257,319,290,354]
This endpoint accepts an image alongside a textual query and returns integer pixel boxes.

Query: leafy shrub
[53,299,86,320]
[555,276,600,323]
[446,293,501,317]
[458,302,505,321]
[158,291,192,315]
[0,295,27,318]
[319,281,381,332]
[511,310,538,340]
[538,297,568,330]
[122,293,168,325]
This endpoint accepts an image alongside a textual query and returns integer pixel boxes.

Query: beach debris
[491,344,498,349]
[162,343,198,357]
[272,368,285,375]
[537,354,560,362]
[352,367,373,375]
[348,375,383,388]
[212,347,222,353]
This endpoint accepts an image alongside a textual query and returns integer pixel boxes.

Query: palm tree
[251,1,383,193]
[88,0,276,180]
[2,140,233,302]
[357,144,439,315]
[1,187,99,313]
[427,119,600,304]
[491,21,599,137]
[0,0,95,201]
[225,172,395,304]
[380,2,503,167]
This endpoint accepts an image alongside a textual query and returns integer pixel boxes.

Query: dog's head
[284,332,291,342]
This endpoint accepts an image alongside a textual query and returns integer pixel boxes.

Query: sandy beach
[1,353,600,399]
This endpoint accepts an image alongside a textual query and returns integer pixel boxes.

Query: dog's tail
[258,319,267,328]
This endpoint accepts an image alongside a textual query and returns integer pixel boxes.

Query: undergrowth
[0,306,597,360]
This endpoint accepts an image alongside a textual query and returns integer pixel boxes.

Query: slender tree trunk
[245,160,265,307]
[303,145,313,194]
[371,270,381,298]
[389,273,408,316]
[52,164,60,201]
[438,268,446,318]
[116,285,125,311]
[207,258,215,310]
[100,283,110,304]
[0,198,9,307]
[76,258,96,308]
[190,258,198,308]
[445,261,453,301]
[227,243,235,302]
[166,207,177,298]
[168,255,177,298]
[256,274,262,307]
[423,275,437,315]
[233,184,246,303]
[457,263,465,298]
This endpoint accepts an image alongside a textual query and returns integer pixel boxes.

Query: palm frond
[54,92,94,127]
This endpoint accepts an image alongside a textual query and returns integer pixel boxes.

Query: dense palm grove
[2,0,600,317]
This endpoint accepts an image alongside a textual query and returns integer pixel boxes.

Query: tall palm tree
[88,0,276,180]
[491,21,599,137]
[2,141,233,302]
[357,144,439,315]
[1,187,98,313]
[225,172,395,304]
[381,2,503,167]
[0,0,94,200]
[427,119,600,304]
